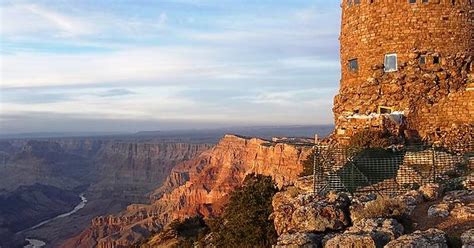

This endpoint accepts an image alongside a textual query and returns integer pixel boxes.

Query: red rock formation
[63,134,312,247]
[89,142,212,202]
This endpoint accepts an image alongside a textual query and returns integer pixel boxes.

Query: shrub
[140,216,209,248]
[447,235,463,248]
[351,197,408,222]
[170,216,209,246]
[209,174,278,248]
[299,150,316,177]
[348,130,392,153]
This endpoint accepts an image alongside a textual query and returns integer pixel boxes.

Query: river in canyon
[23,193,88,248]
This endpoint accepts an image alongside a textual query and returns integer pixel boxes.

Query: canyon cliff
[0,138,211,247]
[63,134,313,247]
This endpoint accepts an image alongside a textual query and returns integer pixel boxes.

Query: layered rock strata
[0,138,211,247]
[63,134,312,247]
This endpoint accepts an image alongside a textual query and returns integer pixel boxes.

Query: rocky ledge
[272,178,474,248]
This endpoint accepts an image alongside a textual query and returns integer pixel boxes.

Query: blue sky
[0,0,341,134]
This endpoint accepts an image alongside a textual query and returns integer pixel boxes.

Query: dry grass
[351,197,408,222]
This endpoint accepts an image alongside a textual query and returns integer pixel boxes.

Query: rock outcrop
[270,181,474,248]
[461,229,474,248]
[385,228,448,248]
[324,218,403,248]
[272,191,351,235]
[89,142,211,201]
[63,134,312,247]
[275,232,323,248]
[428,190,474,220]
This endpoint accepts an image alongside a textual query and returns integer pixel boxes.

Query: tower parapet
[334,0,474,145]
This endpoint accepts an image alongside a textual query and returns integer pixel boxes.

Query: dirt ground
[409,198,474,240]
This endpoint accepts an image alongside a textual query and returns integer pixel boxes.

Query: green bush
[209,174,278,248]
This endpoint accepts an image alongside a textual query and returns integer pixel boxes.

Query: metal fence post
[431,145,436,183]
[313,134,319,195]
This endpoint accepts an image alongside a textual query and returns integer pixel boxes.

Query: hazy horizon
[0,124,334,138]
[1,0,341,134]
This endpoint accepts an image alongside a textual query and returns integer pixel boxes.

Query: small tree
[209,174,278,248]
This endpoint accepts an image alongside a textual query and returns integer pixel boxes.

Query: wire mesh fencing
[312,142,473,197]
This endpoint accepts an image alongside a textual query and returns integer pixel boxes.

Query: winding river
[23,193,88,248]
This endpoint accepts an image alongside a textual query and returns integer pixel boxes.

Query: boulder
[325,233,377,248]
[275,232,322,248]
[385,228,448,248]
[272,192,350,235]
[461,229,474,248]
[443,190,473,203]
[419,183,444,201]
[395,190,424,215]
[442,190,474,220]
[427,203,450,217]
[450,203,474,220]
[325,218,403,248]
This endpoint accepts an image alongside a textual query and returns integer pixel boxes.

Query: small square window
[433,56,440,64]
[419,55,426,65]
[384,53,398,72]
[409,0,416,3]
[422,0,429,3]
[348,59,359,72]
[378,106,393,114]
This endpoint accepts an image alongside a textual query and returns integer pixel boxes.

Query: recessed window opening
[422,0,428,3]
[409,0,416,3]
[378,106,394,114]
[348,59,359,72]
[433,56,440,64]
[419,55,426,65]
[384,53,398,72]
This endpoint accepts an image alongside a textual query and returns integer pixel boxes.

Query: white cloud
[1,47,210,88]
[0,45,338,89]
[0,1,341,132]
[0,3,95,37]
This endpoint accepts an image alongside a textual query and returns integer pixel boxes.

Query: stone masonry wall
[333,0,474,145]
[340,0,473,90]
[409,90,474,147]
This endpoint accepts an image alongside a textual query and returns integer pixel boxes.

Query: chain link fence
[312,143,473,197]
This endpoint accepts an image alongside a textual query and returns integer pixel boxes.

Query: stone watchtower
[333,0,474,146]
